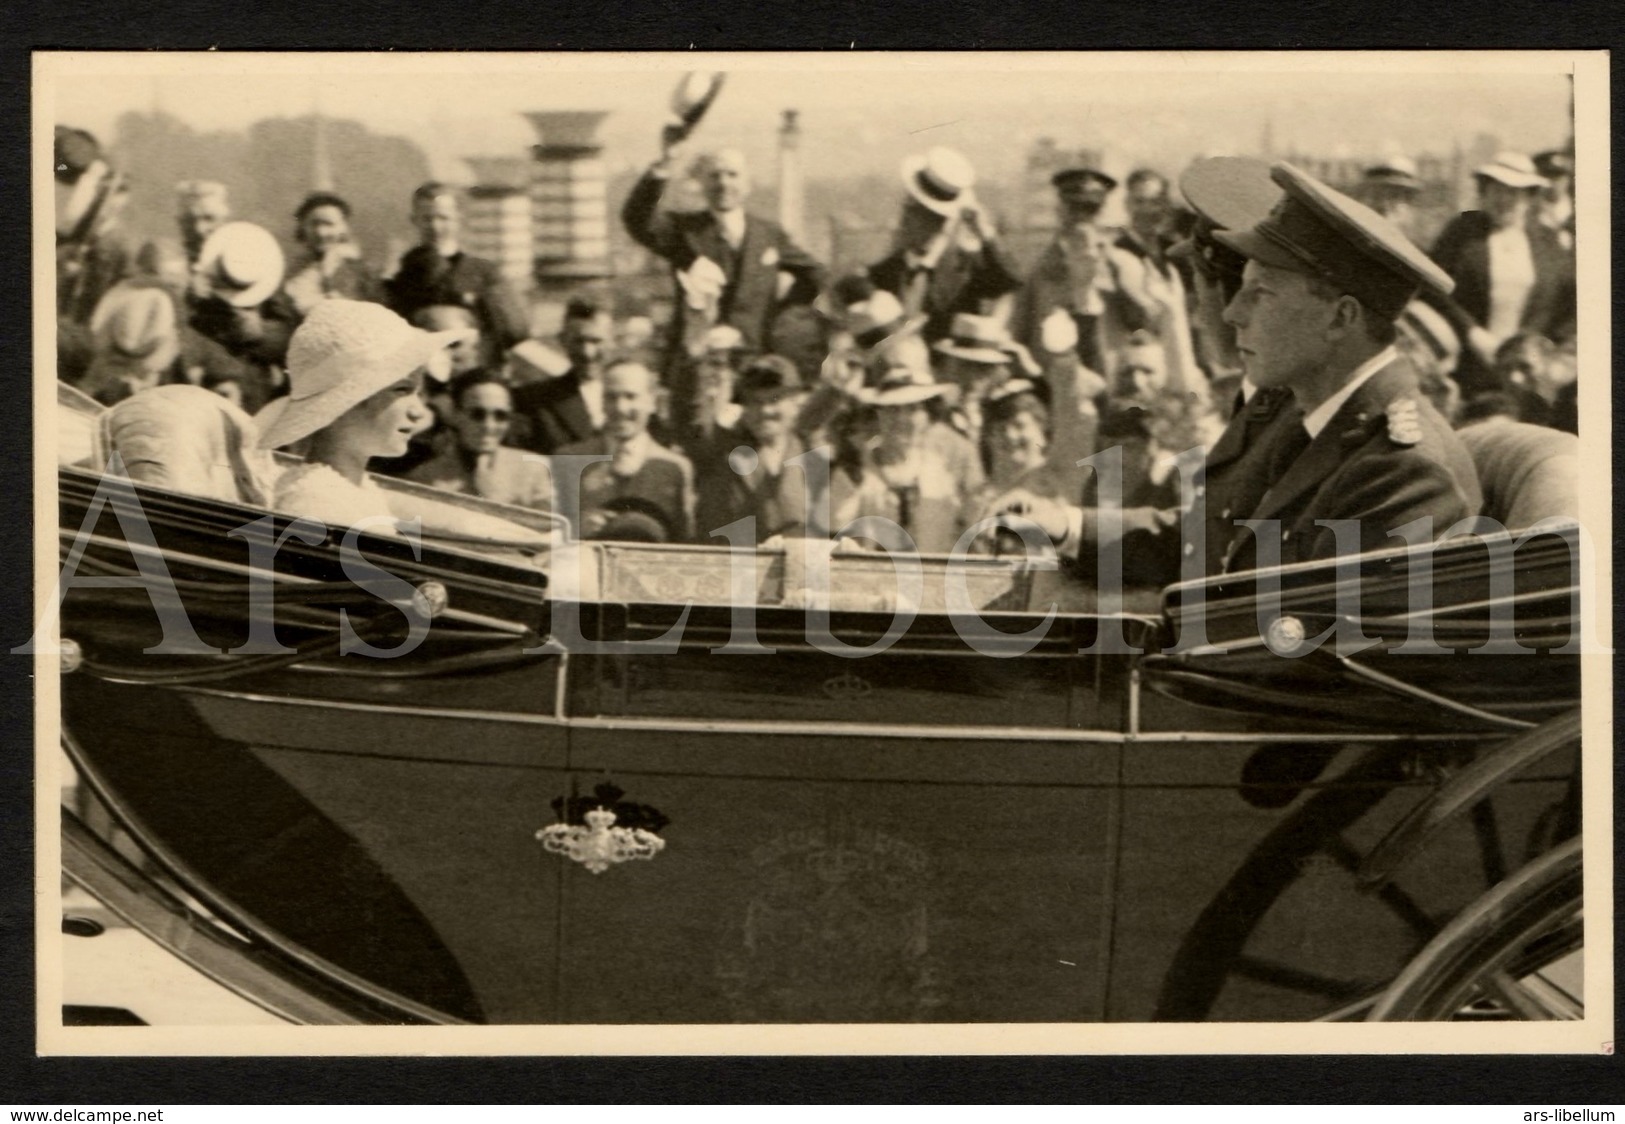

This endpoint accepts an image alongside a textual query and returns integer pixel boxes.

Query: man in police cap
[1012,162,1119,371]
[998,160,1481,579]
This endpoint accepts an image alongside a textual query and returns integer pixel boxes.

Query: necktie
[1266,418,1312,485]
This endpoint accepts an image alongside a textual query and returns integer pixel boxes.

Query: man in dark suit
[998,160,1480,583]
[1426,152,1576,397]
[622,145,826,425]
[554,360,696,543]
[510,298,610,455]
[689,354,807,544]
[388,182,563,377]
[868,146,1024,347]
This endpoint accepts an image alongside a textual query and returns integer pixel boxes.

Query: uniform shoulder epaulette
[1384,397,1423,447]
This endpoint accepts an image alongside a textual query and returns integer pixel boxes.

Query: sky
[43,53,1576,190]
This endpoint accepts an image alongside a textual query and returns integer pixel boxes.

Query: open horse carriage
[51,382,1587,1025]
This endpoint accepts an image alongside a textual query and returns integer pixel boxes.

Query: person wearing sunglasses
[404,367,554,513]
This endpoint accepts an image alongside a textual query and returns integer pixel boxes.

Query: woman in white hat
[256,300,473,533]
[964,310,1108,538]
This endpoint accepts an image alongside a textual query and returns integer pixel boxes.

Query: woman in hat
[256,300,472,533]
[283,192,385,315]
[931,312,1044,444]
[978,381,1056,493]
[1427,151,1576,396]
[966,310,1108,534]
[692,353,808,542]
[860,356,985,554]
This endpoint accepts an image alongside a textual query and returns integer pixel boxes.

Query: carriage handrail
[1335,654,1539,731]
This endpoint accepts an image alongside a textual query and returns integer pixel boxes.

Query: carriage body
[53,389,1584,1025]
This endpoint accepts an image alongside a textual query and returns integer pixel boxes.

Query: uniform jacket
[511,370,600,456]
[1214,359,1481,574]
[386,246,531,353]
[868,240,1024,345]
[621,170,827,356]
[1081,386,1304,586]
[402,442,554,513]
[1080,358,1481,582]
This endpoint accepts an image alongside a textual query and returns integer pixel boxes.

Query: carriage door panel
[552,609,1130,1022]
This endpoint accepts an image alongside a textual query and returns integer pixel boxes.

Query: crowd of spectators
[54,116,1580,551]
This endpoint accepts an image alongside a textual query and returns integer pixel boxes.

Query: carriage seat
[95,384,278,507]
[1457,419,1579,530]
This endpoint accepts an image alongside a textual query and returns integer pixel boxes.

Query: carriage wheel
[1366,836,1582,1021]
[1153,732,1575,1022]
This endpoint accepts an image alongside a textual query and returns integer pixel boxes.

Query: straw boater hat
[843,289,926,352]
[196,221,285,308]
[1472,151,1546,191]
[933,313,1011,364]
[1363,155,1423,193]
[932,313,1041,375]
[256,300,474,450]
[864,360,947,408]
[900,147,977,217]
[1398,299,1461,372]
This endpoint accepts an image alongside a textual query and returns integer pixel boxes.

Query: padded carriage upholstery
[1458,419,1579,530]
[96,384,279,507]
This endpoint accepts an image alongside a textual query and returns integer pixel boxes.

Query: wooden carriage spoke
[1322,836,1441,940]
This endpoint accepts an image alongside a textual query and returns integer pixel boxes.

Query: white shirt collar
[1301,346,1398,439]
[610,428,651,463]
[715,208,746,248]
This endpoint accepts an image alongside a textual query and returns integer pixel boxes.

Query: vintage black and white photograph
[32,50,1611,1052]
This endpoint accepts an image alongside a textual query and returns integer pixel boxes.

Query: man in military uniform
[999,156,1293,586]
[998,160,1481,582]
